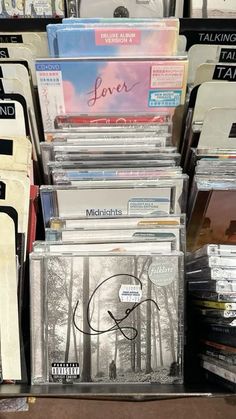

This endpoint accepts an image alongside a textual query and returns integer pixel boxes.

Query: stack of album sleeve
[186,244,236,392]
[0,23,50,385]
[0,2,54,392]
[29,17,188,386]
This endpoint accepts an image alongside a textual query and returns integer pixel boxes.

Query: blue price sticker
[148,90,182,108]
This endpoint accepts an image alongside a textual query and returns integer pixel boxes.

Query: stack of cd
[187,148,236,252]
[30,119,187,385]
[187,244,236,391]
[29,17,188,386]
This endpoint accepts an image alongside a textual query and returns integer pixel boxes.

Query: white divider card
[192,82,236,125]
[0,32,48,57]
[0,100,27,137]
[0,78,27,98]
[0,213,21,380]
[178,35,187,53]
[0,137,32,173]
[194,63,236,86]
[0,74,41,159]
[188,44,236,84]
[0,46,36,85]
[0,172,30,257]
[198,108,236,149]
[0,42,37,57]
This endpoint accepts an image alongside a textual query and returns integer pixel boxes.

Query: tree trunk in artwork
[152,305,158,370]
[131,312,136,372]
[96,298,101,376]
[145,278,152,374]
[81,257,92,382]
[72,324,79,363]
[114,330,118,364]
[52,323,56,355]
[64,265,74,363]
[163,288,176,363]
[78,327,82,367]
[202,0,208,18]
[156,309,164,367]
[136,306,141,372]
[153,288,164,367]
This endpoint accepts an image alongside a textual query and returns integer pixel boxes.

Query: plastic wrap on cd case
[46,158,181,185]
[49,120,173,135]
[42,147,180,182]
[201,361,236,391]
[65,1,183,18]
[47,18,179,57]
[200,355,236,385]
[33,240,174,254]
[41,143,180,181]
[187,245,236,261]
[201,349,236,369]
[45,225,185,251]
[196,308,236,319]
[187,256,236,271]
[35,57,188,132]
[51,167,183,185]
[188,280,236,293]
[49,21,179,56]
[47,19,180,57]
[40,176,188,226]
[50,214,186,229]
[41,142,178,164]
[190,290,236,303]
[45,158,181,185]
[45,132,172,144]
[62,17,180,26]
[43,136,170,148]
[55,26,178,58]
[30,250,184,385]
[48,135,174,148]
[46,130,172,143]
[186,267,236,281]
[41,143,177,163]
[0,0,64,18]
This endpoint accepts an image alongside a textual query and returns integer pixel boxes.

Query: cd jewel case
[30,251,184,384]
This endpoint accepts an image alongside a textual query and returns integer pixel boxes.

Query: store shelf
[0,383,233,401]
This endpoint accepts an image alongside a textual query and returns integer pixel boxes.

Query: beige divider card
[0,213,21,380]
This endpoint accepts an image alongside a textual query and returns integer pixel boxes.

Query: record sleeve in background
[0,0,64,18]
[190,0,236,18]
[67,0,184,18]
[187,190,236,251]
